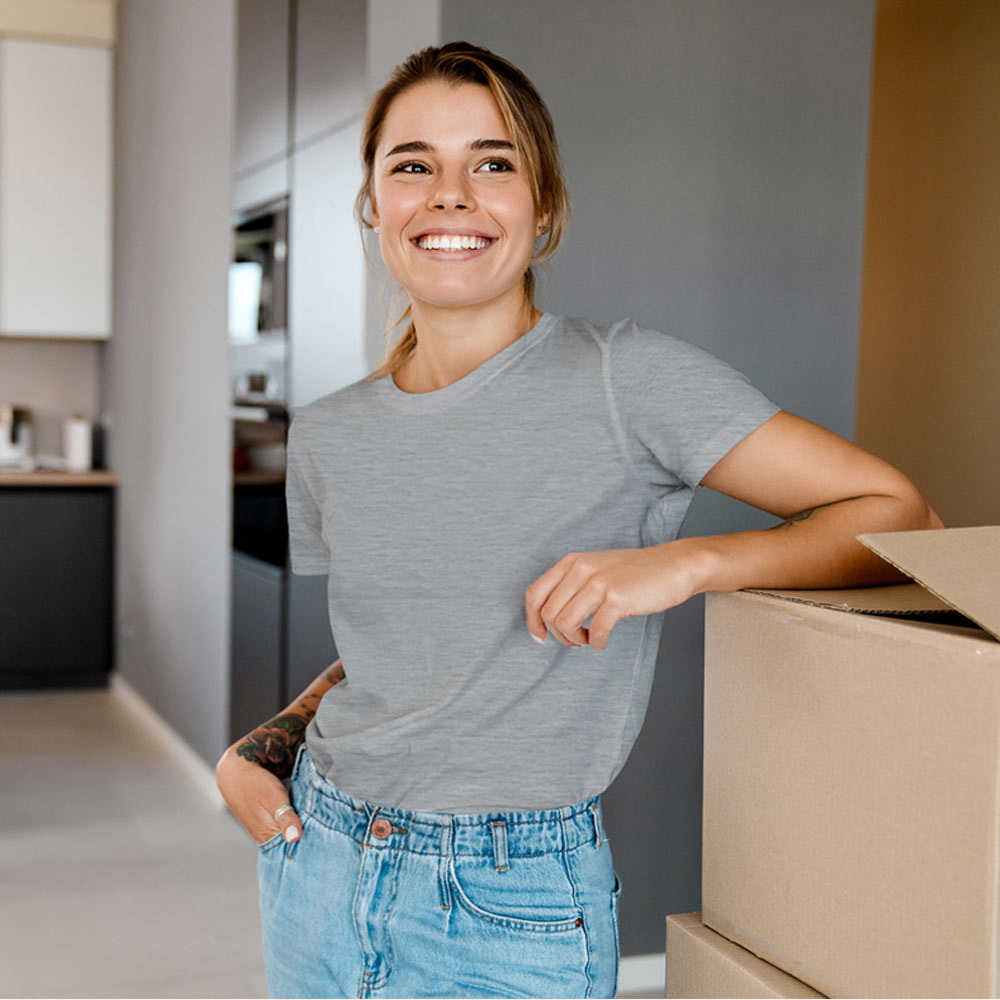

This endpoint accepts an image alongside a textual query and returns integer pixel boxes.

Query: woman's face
[371,80,546,316]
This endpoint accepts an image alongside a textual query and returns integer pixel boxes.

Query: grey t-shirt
[286,313,779,812]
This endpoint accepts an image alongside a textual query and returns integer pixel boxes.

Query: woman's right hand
[215,743,302,845]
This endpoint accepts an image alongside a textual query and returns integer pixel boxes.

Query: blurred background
[0,0,997,996]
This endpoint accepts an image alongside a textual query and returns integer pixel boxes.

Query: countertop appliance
[0,404,34,470]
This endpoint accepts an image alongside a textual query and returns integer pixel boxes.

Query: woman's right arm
[215,658,345,844]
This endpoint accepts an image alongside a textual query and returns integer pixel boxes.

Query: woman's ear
[536,206,552,237]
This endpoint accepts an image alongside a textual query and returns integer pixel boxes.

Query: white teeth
[417,234,492,251]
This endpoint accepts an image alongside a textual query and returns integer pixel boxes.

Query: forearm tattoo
[772,495,865,530]
[235,662,344,778]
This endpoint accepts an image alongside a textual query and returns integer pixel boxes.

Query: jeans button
[371,817,392,839]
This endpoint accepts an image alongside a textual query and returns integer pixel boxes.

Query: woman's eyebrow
[385,138,514,156]
[386,140,432,156]
[469,138,514,151]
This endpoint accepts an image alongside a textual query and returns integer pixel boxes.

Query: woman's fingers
[526,554,618,648]
[524,559,564,643]
[543,578,603,647]
[258,795,302,845]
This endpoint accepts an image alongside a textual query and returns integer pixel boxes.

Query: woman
[216,42,941,999]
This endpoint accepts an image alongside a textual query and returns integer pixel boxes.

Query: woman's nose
[428,168,474,211]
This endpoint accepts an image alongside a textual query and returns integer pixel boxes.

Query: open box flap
[857,526,1000,642]
[744,582,953,617]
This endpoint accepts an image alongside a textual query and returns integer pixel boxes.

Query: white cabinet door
[0,40,112,338]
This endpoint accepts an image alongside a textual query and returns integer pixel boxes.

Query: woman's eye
[391,161,430,174]
[477,158,514,173]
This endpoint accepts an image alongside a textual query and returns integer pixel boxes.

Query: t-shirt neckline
[375,312,557,411]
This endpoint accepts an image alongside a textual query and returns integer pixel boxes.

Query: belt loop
[491,820,509,872]
[590,803,603,849]
[440,816,454,857]
[438,817,454,911]
[292,745,315,817]
[291,742,307,781]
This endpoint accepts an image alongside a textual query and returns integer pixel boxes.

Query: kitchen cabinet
[286,569,337,698]
[293,0,365,145]
[233,0,289,212]
[230,552,284,741]
[230,551,336,743]
[0,481,114,688]
[0,39,112,339]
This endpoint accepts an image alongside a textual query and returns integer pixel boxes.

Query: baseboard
[618,952,665,997]
[110,673,225,810]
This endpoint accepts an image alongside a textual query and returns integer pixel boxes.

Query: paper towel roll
[64,416,92,472]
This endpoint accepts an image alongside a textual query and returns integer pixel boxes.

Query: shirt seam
[598,322,651,490]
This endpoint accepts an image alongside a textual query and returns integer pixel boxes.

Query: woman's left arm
[525,411,943,650]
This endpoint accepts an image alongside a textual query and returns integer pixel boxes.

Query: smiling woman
[369,80,543,350]
[355,44,569,393]
[215,41,942,1000]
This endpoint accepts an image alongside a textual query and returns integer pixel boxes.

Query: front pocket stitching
[257,830,285,853]
[448,858,583,934]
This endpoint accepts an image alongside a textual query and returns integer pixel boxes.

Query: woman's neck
[394,292,541,394]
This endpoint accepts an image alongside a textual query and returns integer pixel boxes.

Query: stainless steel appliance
[230,197,291,568]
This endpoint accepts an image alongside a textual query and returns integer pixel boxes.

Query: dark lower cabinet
[0,487,114,689]
[230,552,284,741]
[229,550,336,744]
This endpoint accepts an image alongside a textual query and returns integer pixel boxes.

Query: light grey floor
[0,687,267,999]
[0,686,656,999]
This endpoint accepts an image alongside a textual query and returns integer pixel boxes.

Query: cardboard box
[666,912,825,998]
[702,526,1000,999]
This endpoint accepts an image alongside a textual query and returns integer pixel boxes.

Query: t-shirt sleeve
[605,320,782,489]
[285,413,331,575]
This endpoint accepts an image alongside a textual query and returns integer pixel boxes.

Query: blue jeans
[257,746,622,998]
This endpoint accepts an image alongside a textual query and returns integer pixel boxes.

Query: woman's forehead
[379,81,510,153]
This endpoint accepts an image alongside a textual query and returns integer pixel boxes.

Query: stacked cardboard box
[698,526,1000,998]
[666,912,824,998]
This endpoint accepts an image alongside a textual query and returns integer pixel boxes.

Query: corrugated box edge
[667,913,826,999]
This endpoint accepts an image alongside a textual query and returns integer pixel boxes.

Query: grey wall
[442,0,876,956]
[105,0,236,764]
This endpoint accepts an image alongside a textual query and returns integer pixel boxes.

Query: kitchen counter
[0,470,118,487]
[233,469,284,486]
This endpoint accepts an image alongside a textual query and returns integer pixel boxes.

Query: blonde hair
[357,42,570,381]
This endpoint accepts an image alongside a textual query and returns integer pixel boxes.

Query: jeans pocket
[448,855,584,934]
[610,873,622,992]
[257,775,310,859]
[256,830,285,854]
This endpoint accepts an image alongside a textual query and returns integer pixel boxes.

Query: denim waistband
[292,745,605,859]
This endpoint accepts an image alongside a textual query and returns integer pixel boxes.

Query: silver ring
[273,804,295,822]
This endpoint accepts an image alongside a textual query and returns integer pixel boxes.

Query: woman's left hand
[525,411,943,651]
[524,542,705,650]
